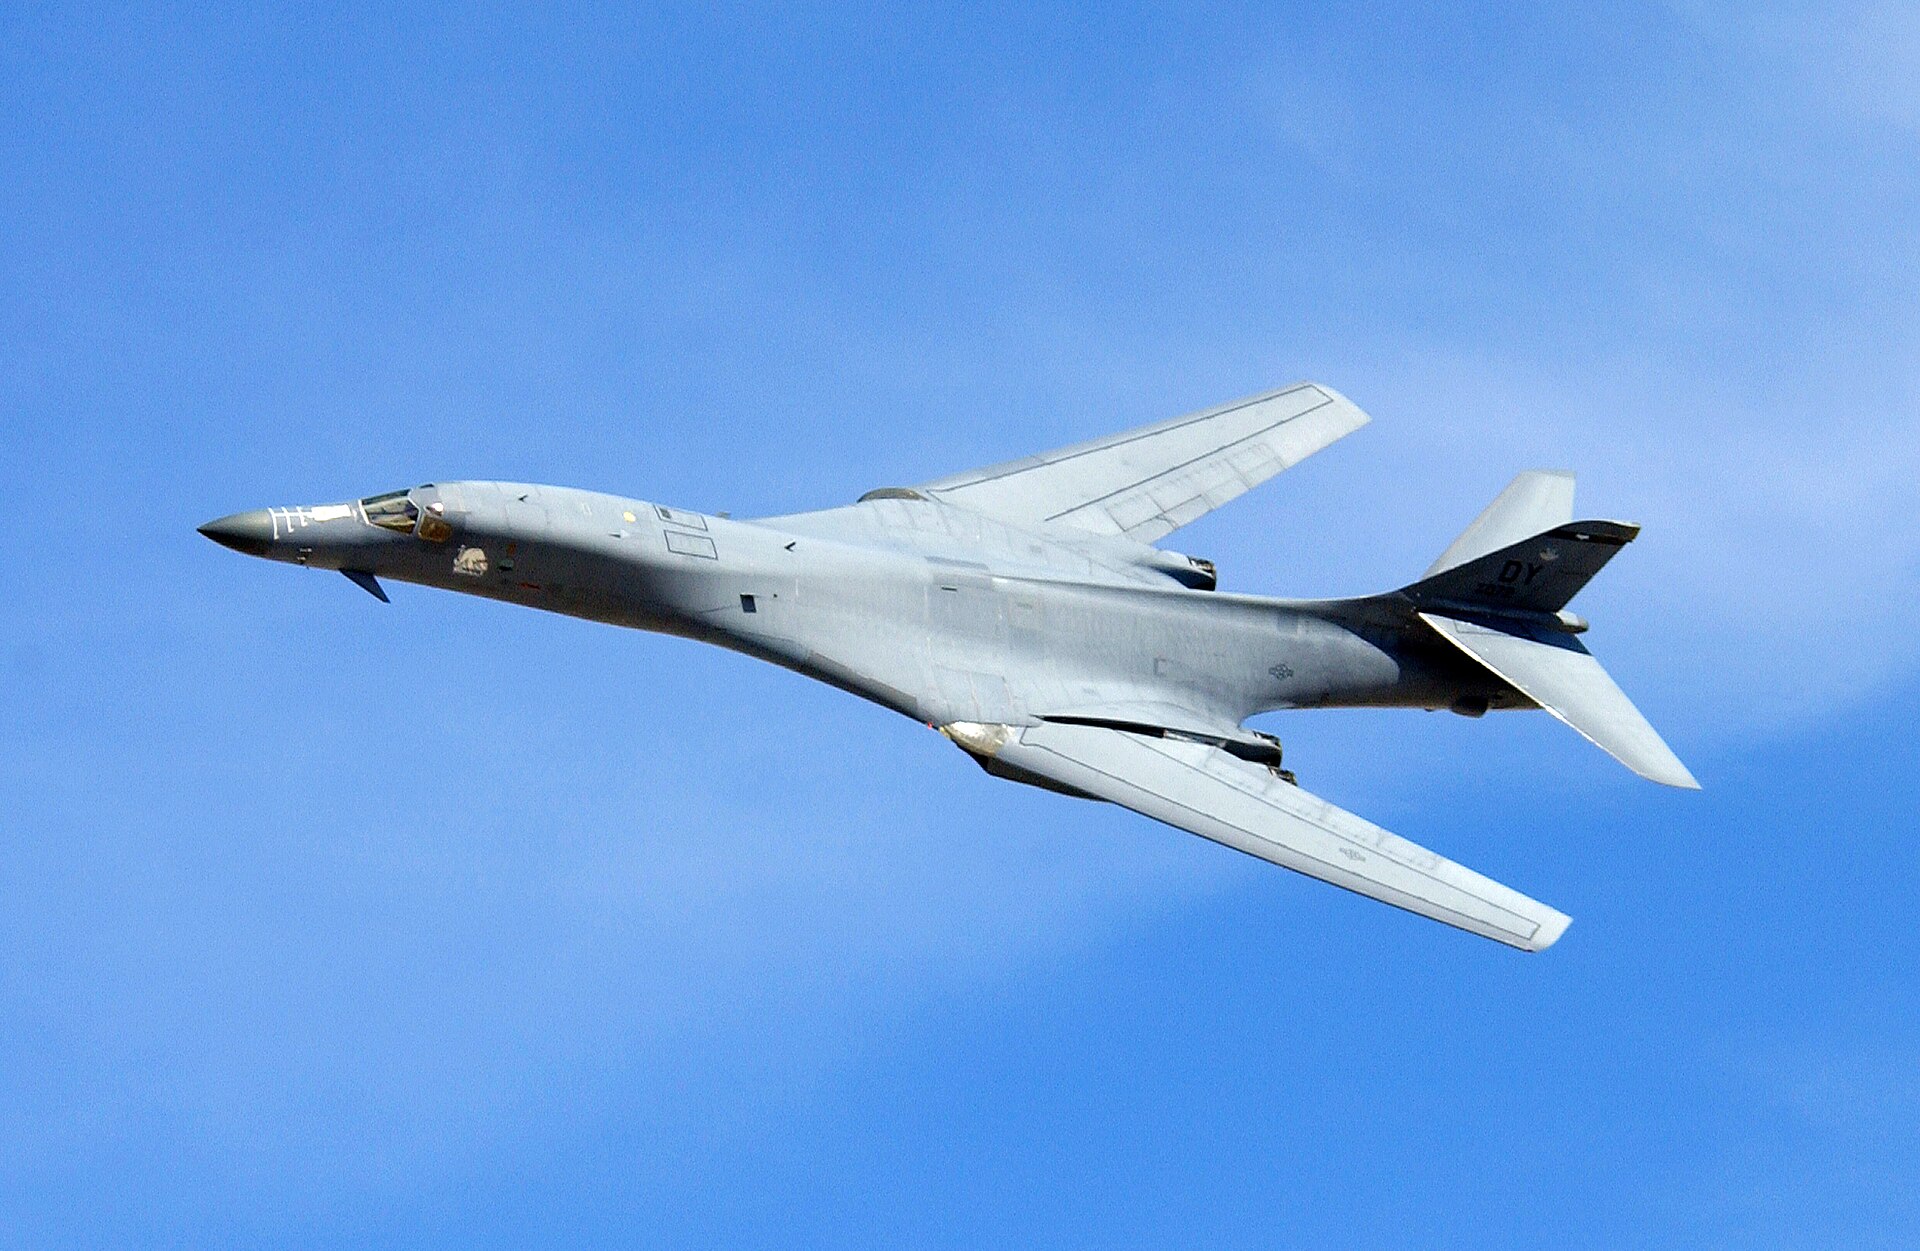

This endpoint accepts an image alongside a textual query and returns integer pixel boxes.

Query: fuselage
[200,480,1520,734]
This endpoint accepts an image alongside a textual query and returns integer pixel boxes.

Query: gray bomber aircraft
[201,382,1696,951]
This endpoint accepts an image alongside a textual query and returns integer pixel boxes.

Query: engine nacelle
[1138,550,1218,591]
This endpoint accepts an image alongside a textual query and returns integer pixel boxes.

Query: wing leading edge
[959,720,1570,951]
[915,382,1370,543]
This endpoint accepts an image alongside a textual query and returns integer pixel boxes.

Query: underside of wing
[913,382,1370,543]
[954,720,1570,951]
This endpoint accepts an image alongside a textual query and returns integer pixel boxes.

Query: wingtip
[1527,909,1574,952]
[1640,758,1702,790]
[1303,381,1373,428]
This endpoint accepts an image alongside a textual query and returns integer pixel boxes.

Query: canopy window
[361,490,419,534]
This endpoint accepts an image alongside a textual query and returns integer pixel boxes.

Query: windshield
[361,490,419,534]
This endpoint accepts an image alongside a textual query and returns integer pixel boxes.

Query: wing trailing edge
[914,382,1370,543]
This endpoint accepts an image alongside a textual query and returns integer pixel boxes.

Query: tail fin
[1407,472,1698,790]
[1425,470,1575,576]
[1408,518,1640,617]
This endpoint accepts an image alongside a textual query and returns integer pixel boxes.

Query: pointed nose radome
[197,510,276,557]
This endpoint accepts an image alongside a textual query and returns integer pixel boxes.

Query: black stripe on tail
[1402,520,1639,616]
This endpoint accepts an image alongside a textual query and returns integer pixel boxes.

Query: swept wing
[915,382,1369,542]
[968,720,1570,950]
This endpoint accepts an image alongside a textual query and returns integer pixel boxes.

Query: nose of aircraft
[197,509,276,556]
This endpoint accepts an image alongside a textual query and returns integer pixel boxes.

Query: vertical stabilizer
[1427,470,1575,576]
[1406,519,1640,616]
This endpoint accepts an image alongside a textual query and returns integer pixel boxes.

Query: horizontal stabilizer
[1420,613,1699,789]
[1427,470,1576,576]
[968,719,1571,951]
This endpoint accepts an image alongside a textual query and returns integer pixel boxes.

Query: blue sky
[3,3,1917,1246]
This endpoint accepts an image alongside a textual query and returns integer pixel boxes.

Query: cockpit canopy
[361,486,452,542]
[361,489,418,532]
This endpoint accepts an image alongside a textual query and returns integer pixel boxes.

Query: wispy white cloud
[1674,1,1920,134]
[1760,1042,1920,1134]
